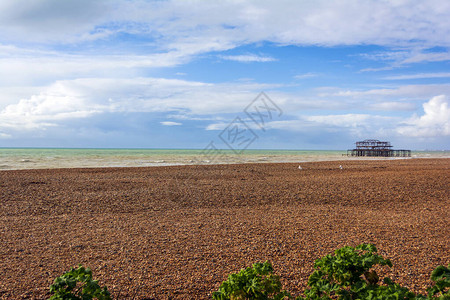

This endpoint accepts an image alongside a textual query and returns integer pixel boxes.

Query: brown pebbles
[0,159,449,299]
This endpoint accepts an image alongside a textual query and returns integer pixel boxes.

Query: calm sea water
[0,148,449,170]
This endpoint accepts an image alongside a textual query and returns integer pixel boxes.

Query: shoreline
[1,158,449,299]
[1,155,446,172]
[1,148,449,171]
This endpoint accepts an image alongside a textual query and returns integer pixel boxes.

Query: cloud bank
[397,95,450,137]
[0,0,449,149]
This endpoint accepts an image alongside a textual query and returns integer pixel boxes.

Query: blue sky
[0,0,449,150]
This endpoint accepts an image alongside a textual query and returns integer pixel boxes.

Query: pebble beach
[0,158,449,299]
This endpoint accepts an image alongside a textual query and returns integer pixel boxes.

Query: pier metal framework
[347,139,411,157]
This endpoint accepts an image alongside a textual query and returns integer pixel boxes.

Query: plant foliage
[49,265,111,300]
[427,264,450,300]
[212,261,292,300]
[47,244,448,300]
[301,243,407,299]
[212,244,449,300]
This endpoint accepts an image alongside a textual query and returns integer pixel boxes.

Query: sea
[0,148,449,170]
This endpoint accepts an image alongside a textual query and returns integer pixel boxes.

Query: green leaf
[49,265,111,300]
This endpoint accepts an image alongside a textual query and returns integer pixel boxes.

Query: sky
[0,0,449,150]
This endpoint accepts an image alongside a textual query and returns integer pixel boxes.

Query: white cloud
[397,95,450,137]
[2,75,447,145]
[267,113,396,131]
[294,73,319,79]
[0,49,194,86]
[321,84,450,100]
[0,132,11,139]
[160,121,182,126]
[205,123,228,131]
[401,51,450,64]
[0,77,281,132]
[360,66,396,72]
[368,101,416,111]
[0,86,42,106]
[306,114,372,127]
[219,54,277,62]
[205,117,263,131]
[260,113,399,140]
[0,0,112,43]
[0,1,449,91]
[0,82,103,130]
[383,72,450,80]
[1,0,449,49]
[302,114,398,138]
[0,1,448,149]
[361,50,450,71]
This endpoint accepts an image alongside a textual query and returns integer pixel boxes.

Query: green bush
[212,261,292,300]
[427,265,450,299]
[48,244,449,300]
[300,243,417,300]
[49,265,111,300]
[213,244,450,300]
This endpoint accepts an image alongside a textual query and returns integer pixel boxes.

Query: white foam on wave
[0,149,448,170]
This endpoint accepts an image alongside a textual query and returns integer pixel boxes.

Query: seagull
[339,165,343,169]
[298,165,302,170]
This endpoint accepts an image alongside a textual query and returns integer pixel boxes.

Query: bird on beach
[298,165,302,170]
[339,165,343,169]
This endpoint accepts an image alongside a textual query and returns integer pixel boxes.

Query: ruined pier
[347,139,411,157]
